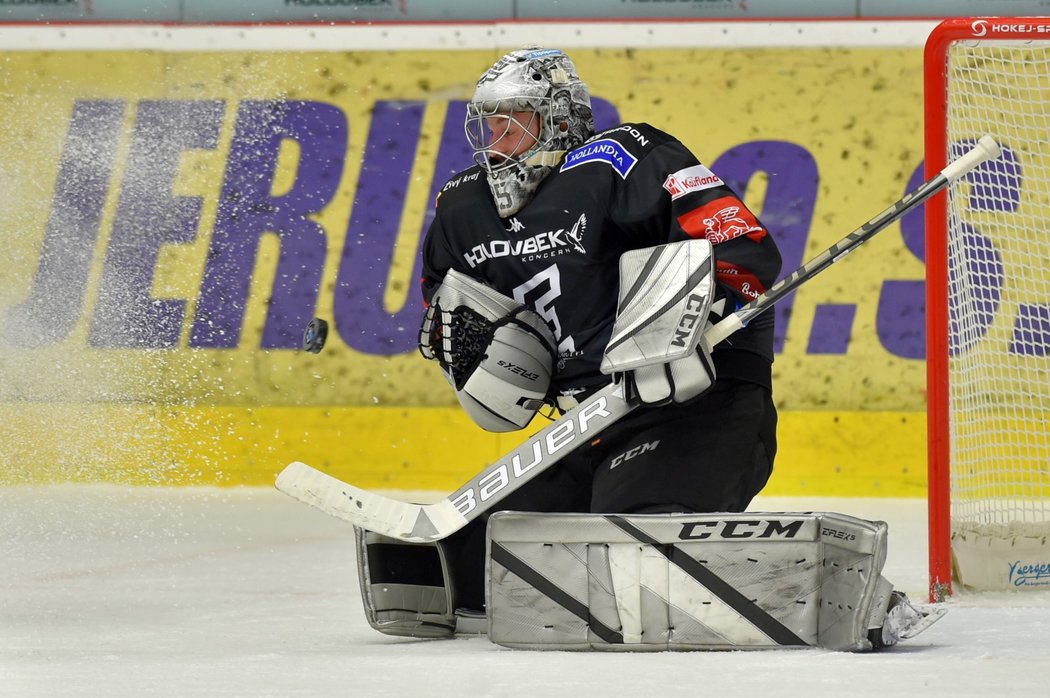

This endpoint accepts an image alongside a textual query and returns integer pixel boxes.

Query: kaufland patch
[663,164,723,199]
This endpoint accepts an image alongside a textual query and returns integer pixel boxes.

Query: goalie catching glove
[419,269,558,432]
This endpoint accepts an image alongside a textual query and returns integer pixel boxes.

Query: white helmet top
[465,47,594,217]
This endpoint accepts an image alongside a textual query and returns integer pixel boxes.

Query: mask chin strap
[524,150,565,167]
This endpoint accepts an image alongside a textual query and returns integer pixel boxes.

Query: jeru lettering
[3,102,1044,359]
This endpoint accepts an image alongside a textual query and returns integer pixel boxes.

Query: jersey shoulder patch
[560,123,669,180]
[662,162,725,200]
[435,166,486,208]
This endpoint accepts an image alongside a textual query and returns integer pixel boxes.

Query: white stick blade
[276,461,460,542]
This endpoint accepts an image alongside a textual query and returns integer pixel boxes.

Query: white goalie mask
[465,47,595,218]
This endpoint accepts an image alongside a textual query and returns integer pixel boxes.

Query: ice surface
[2,486,1049,697]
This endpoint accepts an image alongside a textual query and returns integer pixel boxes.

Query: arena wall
[0,21,954,494]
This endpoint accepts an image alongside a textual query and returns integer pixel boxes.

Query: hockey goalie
[344,47,945,652]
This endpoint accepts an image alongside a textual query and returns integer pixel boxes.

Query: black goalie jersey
[421,123,783,399]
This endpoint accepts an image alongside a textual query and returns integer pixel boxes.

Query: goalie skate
[871,591,948,649]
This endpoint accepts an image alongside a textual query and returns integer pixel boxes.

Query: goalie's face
[467,109,543,171]
[488,111,541,162]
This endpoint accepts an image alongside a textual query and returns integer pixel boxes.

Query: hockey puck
[303,317,329,353]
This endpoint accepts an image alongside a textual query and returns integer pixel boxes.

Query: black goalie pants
[440,378,778,613]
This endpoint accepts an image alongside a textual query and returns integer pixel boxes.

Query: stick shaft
[705,136,1001,347]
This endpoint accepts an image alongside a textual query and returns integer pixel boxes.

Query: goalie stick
[276,135,1002,543]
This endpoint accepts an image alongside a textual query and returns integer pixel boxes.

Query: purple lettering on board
[878,146,1021,359]
[961,142,1048,357]
[1012,304,1050,356]
[807,304,856,354]
[0,101,125,347]
[91,100,224,348]
[949,142,1015,356]
[950,224,1004,355]
[419,100,474,242]
[591,98,622,134]
[959,139,1022,213]
[712,141,818,354]
[332,100,427,354]
[192,100,347,348]
[876,162,927,359]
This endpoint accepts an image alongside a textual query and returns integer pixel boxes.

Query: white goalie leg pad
[486,511,908,651]
[354,527,456,638]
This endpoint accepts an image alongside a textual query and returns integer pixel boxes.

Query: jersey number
[512,265,575,355]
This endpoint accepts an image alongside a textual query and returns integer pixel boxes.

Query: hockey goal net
[926,18,1050,599]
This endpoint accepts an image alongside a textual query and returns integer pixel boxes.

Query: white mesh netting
[944,39,1050,569]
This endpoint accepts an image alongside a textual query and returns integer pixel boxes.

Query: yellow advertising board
[0,47,932,494]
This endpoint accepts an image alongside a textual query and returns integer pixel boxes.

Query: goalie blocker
[355,511,943,651]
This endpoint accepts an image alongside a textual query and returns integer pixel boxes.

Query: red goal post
[925,17,1050,600]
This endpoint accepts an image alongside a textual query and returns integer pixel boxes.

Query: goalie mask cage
[925,18,1050,600]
